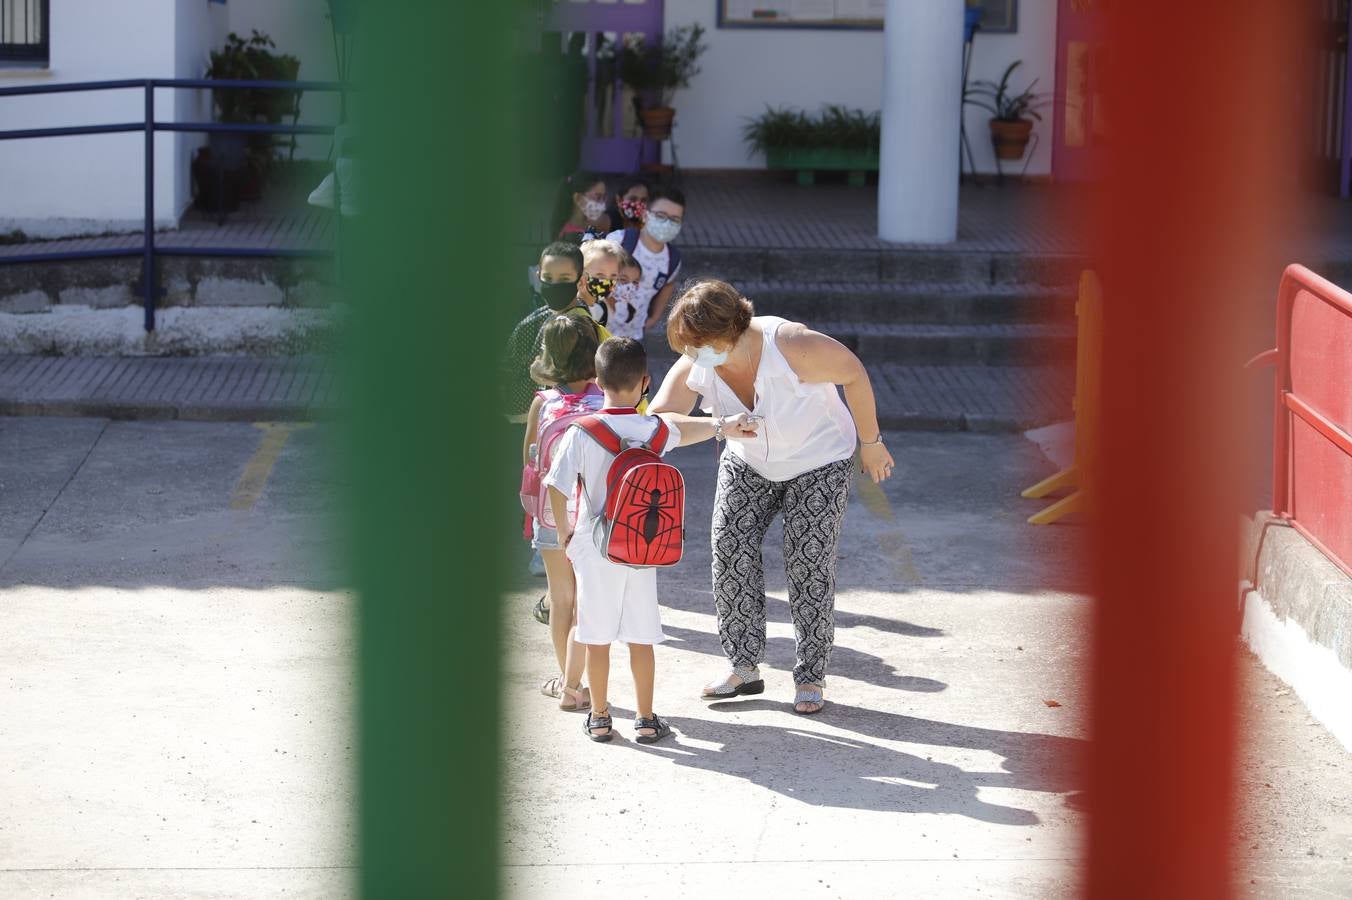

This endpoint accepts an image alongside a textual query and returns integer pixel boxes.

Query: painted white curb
[1242,588,1352,753]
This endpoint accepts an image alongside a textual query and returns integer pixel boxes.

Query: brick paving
[0,355,337,421]
[0,353,1070,430]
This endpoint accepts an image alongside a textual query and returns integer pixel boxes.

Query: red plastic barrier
[1264,264,1352,577]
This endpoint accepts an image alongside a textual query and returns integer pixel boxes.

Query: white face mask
[615,282,641,305]
[690,345,729,369]
[579,197,607,221]
[644,215,681,244]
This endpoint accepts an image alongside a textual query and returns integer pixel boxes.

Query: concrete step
[738,280,1076,325]
[813,321,1077,366]
[680,246,1087,287]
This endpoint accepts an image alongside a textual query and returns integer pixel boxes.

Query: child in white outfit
[545,337,754,743]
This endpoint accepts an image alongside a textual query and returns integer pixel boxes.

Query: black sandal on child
[584,708,614,742]
[633,714,672,745]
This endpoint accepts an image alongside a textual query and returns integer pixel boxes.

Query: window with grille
[0,0,48,65]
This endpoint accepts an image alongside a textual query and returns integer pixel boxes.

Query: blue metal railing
[0,77,346,330]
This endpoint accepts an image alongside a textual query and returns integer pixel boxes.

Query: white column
[877,0,964,243]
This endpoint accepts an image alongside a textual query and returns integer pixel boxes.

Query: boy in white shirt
[545,337,754,743]
[605,186,685,336]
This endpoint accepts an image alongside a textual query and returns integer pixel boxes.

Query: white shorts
[566,524,667,646]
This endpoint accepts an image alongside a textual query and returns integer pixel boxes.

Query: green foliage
[206,30,302,123]
[205,30,303,175]
[964,60,1053,122]
[617,24,707,106]
[741,104,881,156]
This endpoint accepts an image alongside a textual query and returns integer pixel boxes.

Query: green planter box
[765,147,880,186]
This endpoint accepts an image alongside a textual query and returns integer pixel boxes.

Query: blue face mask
[691,345,729,369]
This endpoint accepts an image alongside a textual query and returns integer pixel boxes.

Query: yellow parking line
[230,423,302,511]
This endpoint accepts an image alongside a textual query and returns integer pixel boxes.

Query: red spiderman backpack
[575,413,685,568]
[520,384,604,530]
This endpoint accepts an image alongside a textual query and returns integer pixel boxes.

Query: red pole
[1084,2,1301,897]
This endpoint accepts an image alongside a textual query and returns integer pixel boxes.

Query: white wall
[0,0,187,236]
[962,0,1057,177]
[664,0,1056,176]
[226,0,340,160]
[175,0,229,218]
[0,0,332,238]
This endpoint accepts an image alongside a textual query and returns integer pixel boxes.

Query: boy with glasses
[606,186,685,336]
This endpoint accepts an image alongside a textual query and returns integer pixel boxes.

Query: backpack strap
[666,243,681,276]
[648,419,670,454]
[619,227,640,255]
[574,415,623,455]
[575,414,669,455]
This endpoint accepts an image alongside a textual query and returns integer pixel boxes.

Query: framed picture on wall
[715,1,1017,32]
[973,0,1018,34]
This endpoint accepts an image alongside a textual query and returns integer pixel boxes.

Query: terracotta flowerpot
[989,118,1034,160]
[639,106,675,140]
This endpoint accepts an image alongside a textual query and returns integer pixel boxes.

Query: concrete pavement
[1,416,1347,898]
[502,431,1352,899]
[0,416,353,900]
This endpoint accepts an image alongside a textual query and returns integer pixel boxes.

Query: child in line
[553,170,614,240]
[504,241,612,424]
[506,241,614,607]
[607,175,650,231]
[524,315,605,711]
[579,238,623,329]
[545,337,755,742]
[608,252,646,342]
[605,185,686,336]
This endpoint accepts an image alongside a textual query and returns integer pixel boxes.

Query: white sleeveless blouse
[685,316,857,482]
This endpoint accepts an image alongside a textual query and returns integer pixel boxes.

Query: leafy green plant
[964,60,1053,122]
[206,31,303,175]
[618,24,707,107]
[741,105,881,156]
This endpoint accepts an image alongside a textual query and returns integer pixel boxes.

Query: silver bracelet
[861,434,884,447]
[713,417,726,442]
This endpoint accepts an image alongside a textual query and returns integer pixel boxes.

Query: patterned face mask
[615,281,641,305]
[578,197,607,221]
[619,197,647,221]
[585,275,616,301]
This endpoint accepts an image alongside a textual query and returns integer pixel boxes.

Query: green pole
[347,2,541,895]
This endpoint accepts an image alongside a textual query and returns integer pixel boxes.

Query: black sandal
[532,594,549,625]
[634,714,672,745]
[584,708,614,742]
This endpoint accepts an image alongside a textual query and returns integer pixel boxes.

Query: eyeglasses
[649,210,682,225]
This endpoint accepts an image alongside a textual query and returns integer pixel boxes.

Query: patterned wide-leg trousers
[710,452,853,685]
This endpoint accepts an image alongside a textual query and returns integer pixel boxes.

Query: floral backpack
[519,383,605,530]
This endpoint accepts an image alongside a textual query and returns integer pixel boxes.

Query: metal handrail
[0,77,349,331]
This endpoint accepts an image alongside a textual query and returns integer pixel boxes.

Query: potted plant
[742,105,881,186]
[965,60,1052,160]
[201,30,302,204]
[618,24,707,140]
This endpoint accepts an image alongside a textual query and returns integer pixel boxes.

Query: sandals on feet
[584,708,614,742]
[540,674,564,699]
[701,666,765,700]
[559,684,590,712]
[634,714,672,745]
[794,684,826,715]
[532,594,549,625]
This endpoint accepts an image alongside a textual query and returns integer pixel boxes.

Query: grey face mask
[644,216,681,244]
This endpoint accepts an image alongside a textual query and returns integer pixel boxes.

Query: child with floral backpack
[521,315,605,711]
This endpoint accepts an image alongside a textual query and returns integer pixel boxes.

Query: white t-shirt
[685,316,857,482]
[605,229,680,339]
[543,411,683,527]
